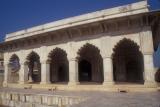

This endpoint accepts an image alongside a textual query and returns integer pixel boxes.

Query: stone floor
[0,88,159,107]
[73,91,160,107]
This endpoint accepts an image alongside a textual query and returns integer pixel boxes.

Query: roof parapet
[5,1,149,41]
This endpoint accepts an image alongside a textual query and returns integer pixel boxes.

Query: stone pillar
[140,27,156,86]
[68,58,79,85]
[103,57,114,85]
[3,62,10,86]
[19,62,28,84]
[40,61,50,84]
[144,54,156,86]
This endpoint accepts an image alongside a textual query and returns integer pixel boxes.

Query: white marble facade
[1,1,159,89]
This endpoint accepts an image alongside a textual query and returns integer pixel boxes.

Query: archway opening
[79,60,92,82]
[112,38,144,84]
[78,43,103,84]
[49,48,69,83]
[27,52,41,83]
[155,68,160,82]
[9,54,20,83]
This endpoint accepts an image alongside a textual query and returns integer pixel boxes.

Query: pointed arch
[9,54,20,72]
[48,48,69,83]
[48,48,68,60]
[26,51,41,83]
[155,68,160,82]
[26,51,40,61]
[112,38,140,56]
[9,54,20,63]
[77,43,101,58]
[8,54,20,83]
[77,43,103,83]
[112,38,144,84]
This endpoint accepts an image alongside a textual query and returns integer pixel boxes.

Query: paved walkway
[0,88,159,107]
[73,91,160,107]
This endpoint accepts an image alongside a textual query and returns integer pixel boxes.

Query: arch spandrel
[5,52,20,64]
[76,42,102,59]
[113,38,140,51]
[23,49,41,62]
[9,54,20,62]
[48,47,68,60]
[26,51,40,61]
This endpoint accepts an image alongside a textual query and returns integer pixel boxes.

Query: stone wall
[0,92,85,107]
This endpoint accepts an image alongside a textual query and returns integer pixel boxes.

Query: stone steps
[0,92,86,107]
[5,83,160,92]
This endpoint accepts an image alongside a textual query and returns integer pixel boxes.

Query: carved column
[68,58,79,85]
[19,62,28,84]
[144,54,156,86]
[140,27,156,86]
[40,60,50,84]
[103,57,114,85]
[100,36,114,85]
[28,64,33,83]
[3,62,10,86]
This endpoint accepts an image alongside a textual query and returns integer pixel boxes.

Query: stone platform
[0,88,159,107]
[5,83,160,92]
[0,88,86,107]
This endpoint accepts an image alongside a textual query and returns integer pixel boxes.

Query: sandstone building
[0,1,159,91]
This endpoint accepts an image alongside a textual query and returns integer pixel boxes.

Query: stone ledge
[4,83,160,92]
[0,92,85,107]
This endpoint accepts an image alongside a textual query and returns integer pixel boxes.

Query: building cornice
[5,1,148,41]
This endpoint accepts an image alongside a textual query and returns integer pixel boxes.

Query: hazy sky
[0,0,160,41]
